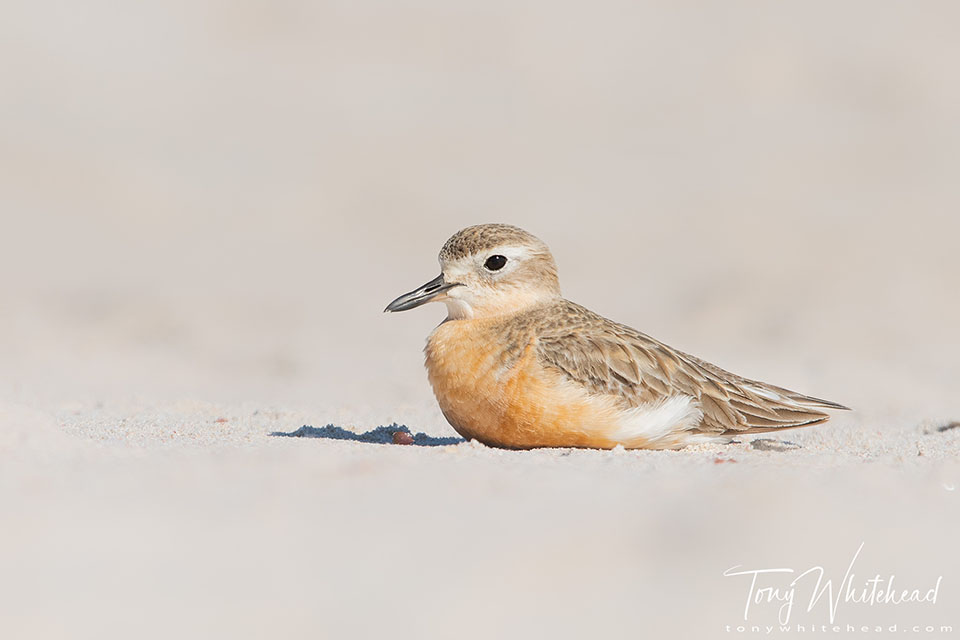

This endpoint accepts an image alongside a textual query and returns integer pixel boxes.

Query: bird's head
[384,224,561,320]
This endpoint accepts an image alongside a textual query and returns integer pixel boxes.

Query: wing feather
[533,301,848,435]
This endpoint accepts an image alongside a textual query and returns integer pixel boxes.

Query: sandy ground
[2,1,959,638]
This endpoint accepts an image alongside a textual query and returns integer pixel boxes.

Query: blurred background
[3,0,958,413]
[1,1,958,638]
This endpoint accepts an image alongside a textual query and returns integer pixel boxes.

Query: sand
[2,1,959,638]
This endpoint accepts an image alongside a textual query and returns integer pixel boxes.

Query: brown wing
[534,301,849,435]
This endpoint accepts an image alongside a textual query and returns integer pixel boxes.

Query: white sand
[2,1,959,638]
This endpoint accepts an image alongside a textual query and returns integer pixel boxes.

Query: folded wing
[534,302,849,435]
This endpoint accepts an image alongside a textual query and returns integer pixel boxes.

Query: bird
[384,224,848,450]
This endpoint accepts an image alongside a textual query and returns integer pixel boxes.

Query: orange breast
[424,319,620,449]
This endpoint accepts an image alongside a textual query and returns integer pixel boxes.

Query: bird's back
[531,299,849,436]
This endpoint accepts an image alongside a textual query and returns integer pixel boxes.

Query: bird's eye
[484,255,508,271]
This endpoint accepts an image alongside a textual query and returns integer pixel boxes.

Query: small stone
[713,457,737,464]
[751,438,801,452]
[392,431,415,445]
[215,418,228,423]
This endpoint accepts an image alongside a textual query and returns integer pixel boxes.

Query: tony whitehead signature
[723,543,943,625]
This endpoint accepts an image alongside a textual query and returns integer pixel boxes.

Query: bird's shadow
[270,423,464,447]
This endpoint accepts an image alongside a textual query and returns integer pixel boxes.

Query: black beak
[384,275,461,313]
